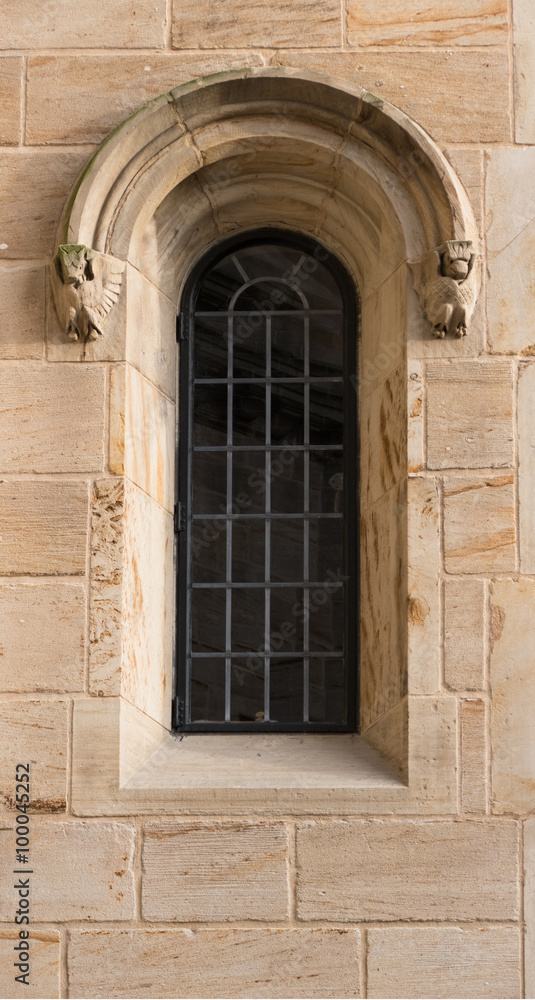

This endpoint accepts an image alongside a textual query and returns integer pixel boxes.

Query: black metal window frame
[174,228,360,733]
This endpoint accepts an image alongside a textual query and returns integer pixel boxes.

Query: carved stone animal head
[440,241,474,282]
[55,245,95,286]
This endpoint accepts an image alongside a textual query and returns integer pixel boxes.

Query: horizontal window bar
[190,651,344,658]
[191,580,344,589]
[192,445,344,452]
[191,513,344,521]
[193,377,344,385]
[195,310,343,317]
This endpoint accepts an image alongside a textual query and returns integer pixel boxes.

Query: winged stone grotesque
[409,240,479,339]
[50,244,125,342]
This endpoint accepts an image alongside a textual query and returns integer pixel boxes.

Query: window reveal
[176,233,358,732]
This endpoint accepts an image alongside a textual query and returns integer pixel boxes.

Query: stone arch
[53,69,480,793]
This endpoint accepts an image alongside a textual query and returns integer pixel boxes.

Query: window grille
[175,231,358,731]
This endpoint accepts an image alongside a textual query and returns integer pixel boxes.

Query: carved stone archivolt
[409,241,480,339]
[50,244,124,342]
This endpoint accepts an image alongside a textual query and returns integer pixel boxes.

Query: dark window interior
[175,232,358,732]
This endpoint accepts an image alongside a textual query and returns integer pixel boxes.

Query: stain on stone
[490,603,506,650]
[408,594,429,625]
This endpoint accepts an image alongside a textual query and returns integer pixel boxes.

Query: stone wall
[0,2,534,998]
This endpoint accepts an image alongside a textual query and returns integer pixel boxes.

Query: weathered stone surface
[514,0,535,143]
[272,50,511,143]
[518,362,535,573]
[444,579,485,690]
[0,821,135,920]
[0,928,59,999]
[0,264,45,359]
[362,698,407,782]
[347,0,507,47]
[490,578,535,813]
[0,363,105,473]
[122,481,174,727]
[360,267,406,400]
[142,822,290,921]
[0,57,22,145]
[408,362,423,473]
[407,696,457,809]
[0,583,85,692]
[68,928,360,999]
[408,477,440,695]
[486,148,535,353]
[173,0,341,48]
[367,926,520,999]
[27,53,264,145]
[444,149,484,235]
[361,364,405,512]
[461,698,487,814]
[443,475,515,574]
[0,701,68,811]
[0,480,88,575]
[426,360,513,470]
[525,818,535,1000]
[1,0,166,48]
[0,149,94,259]
[296,819,518,920]
[125,268,177,402]
[89,479,124,697]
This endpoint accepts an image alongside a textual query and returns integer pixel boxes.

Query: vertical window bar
[264,315,271,722]
[225,314,233,722]
[303,314,310,723]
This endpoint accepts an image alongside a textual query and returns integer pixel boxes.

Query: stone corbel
[50,244,125,343]
[409,240,480,339]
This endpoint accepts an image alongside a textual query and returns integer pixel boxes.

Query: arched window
[175,230,359,732]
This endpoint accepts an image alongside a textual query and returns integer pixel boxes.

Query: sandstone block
[142,822,290,921]
[0,821,135,920]
[125,268,177,401]
[408,477,440,694]
[89,479,124,697]
[0,149,94,259]
[0,363,105,473]
[272,50,511,144]
[490,578,535,813]
[444,578,485,690]
[367,926,520,999]
[0,480,88,575]
[0,583,85,692]
[0,264,45,360]
[68,928,360,999]
[296,819,518,920]
[0,928,59,1000]
[27,53,265,145]
[514,0,535,143]
[173,0,341,48]
[486,147,535,353]
[443,475,515,574]
[525,818,535,1000]
[407,696,457,808]
[360,364,405,512]
[426,360,513,470]
[461,698,487,814]
[0,58,22,145]
[444,149,484,236]
[408,362,423,473]
[518,362,535,573]
[0,701,68,812]
[2,0,166,48]
[347,0,507,47]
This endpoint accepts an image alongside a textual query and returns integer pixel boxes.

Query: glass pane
[190,658,225,722]
[309,658,345,723]
[271,315,305,378]
[233,384,265,446]
[194,384,227,446]
[192,520,227,583]
[231,588,265,653]
[233,246,302,283]
[231,657,264,722]
[270,658,303,723]
[233,279,303,312]
[270,588,304,652]
[271,384,304,444]
[270,450,304,514]
[309,314,343,376]
[195,256,243,312]
[191,589,226,653]
[309,517,344,581]
[233,324,265,379]
[309,450,344,513]
[194,316,228,378]
[232,451,266,514]
[308,584,344,653]
[192,451,227,515]
[232,520,265,583]
[290,254,343,310]
[309,383,343,446]
[271,519,303,583]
